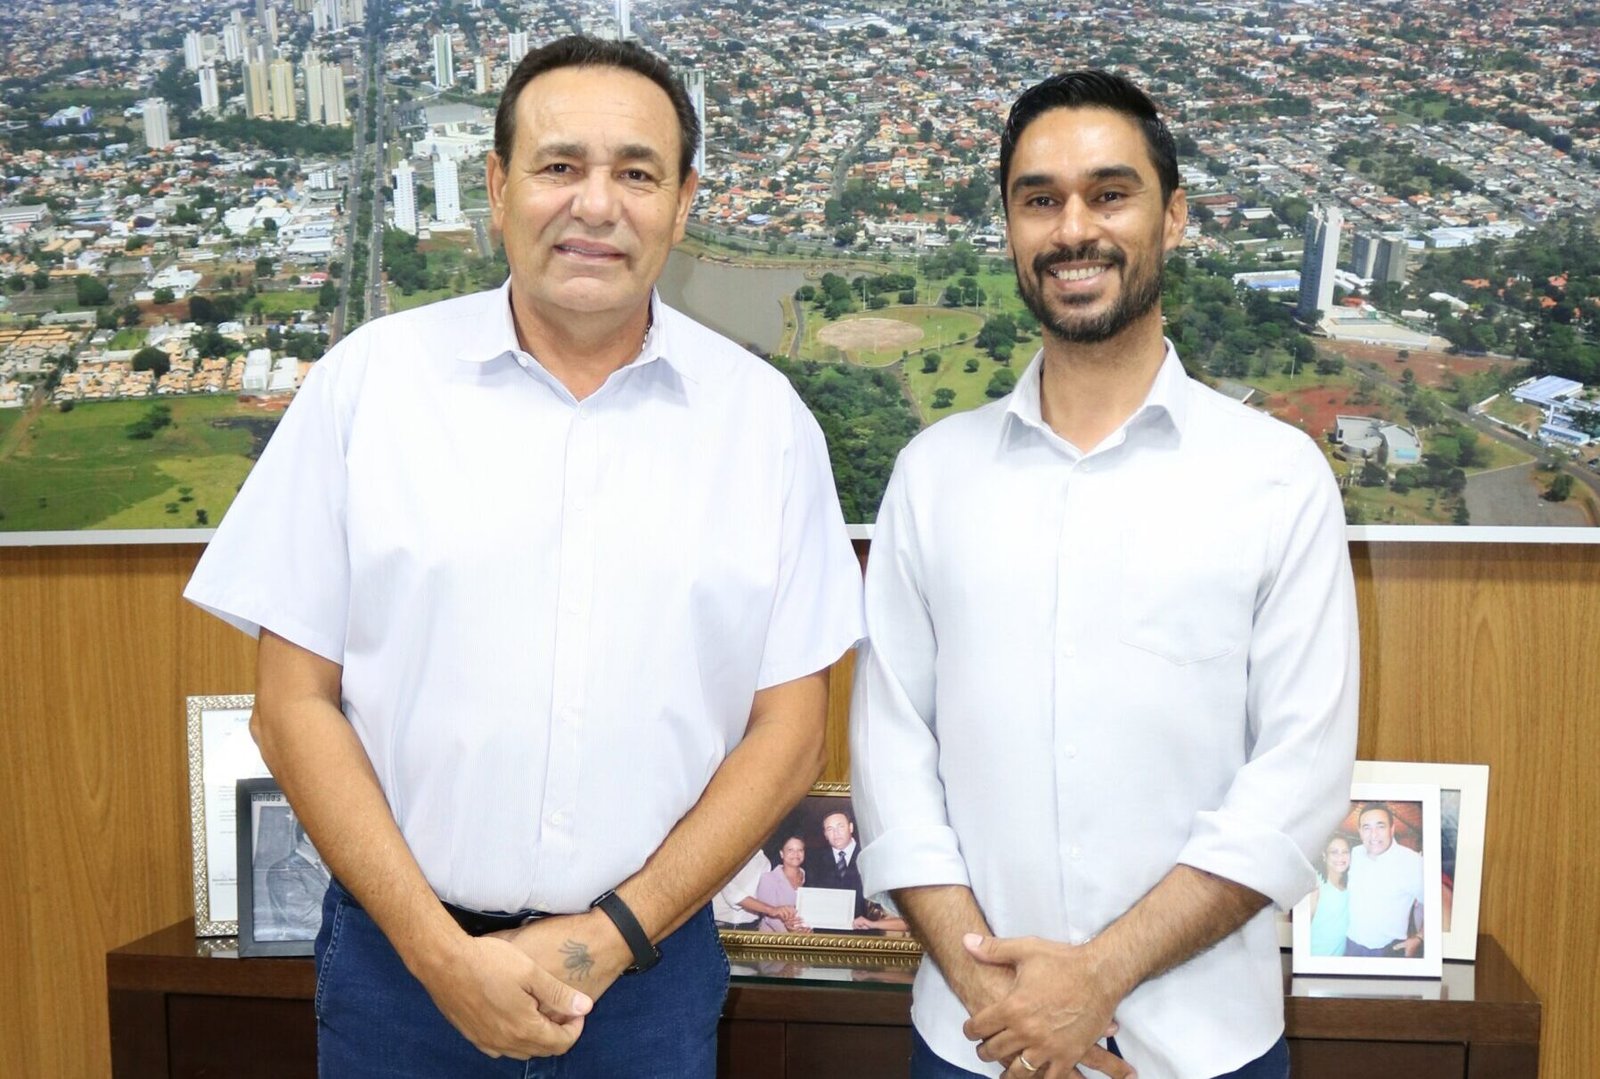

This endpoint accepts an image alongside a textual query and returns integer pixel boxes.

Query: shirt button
[1063,744,1078,759]
[1069,845,1083,860]
[548,811,565,826]
[1061,642,1076,658]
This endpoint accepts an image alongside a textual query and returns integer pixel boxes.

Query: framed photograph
[186,693,272,936]
[1292,782,1443,978]
[726,950,919,986]
[1353,761,1489,961]
[235,777,332,957]
[715,783,920,958]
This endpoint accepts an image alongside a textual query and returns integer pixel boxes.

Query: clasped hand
[424,911,629,1060]
[961,933,1136,1079]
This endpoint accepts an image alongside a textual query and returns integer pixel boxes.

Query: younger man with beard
[850,72,1358,1079]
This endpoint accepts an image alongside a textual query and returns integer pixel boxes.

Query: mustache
[1032,244,1126,276]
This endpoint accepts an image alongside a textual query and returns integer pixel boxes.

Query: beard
[1016,241,1165,345]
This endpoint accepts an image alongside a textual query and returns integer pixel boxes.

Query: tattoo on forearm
[561,939,594,981]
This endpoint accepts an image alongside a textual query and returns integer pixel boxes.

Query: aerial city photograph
[1,0,1597,535]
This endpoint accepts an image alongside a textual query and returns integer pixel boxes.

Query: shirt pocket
[1115,521,1256,666]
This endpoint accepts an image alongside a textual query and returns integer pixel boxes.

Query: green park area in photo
[1340,477,1459,525]
[904,342,1018,419]
[388,286,459,312]
[250,290,323,319]
[0,396,272,531]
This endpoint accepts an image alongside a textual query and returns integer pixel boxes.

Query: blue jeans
[314,882,728,1077]
[911,1028,1290,1079]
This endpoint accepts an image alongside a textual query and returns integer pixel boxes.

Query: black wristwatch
[590,890,661,974]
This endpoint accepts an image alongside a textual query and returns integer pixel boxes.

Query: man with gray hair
[188,34,860,1077]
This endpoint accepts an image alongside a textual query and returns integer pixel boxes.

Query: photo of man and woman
[715,788,915,954]
[1293,784,1443,977]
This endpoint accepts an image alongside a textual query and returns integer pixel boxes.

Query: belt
[442,901,549,937]
[332,879,549,937]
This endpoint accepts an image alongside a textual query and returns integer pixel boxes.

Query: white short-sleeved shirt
[186,282,863,913]
[1346,841,1425,947]
[850,346,1359,1079]
[713,850,771,926]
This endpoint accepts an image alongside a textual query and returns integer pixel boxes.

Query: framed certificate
[186,694,272,936]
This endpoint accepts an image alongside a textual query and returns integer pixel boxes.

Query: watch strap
[590,890,660,974]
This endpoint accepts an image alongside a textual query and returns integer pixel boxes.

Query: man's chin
[531,283,645,316]
[1024,287,1115,332]
[1045,311,1123,344]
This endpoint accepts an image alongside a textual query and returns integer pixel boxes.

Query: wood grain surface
[0,540,1593,1077]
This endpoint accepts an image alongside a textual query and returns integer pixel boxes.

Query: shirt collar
[457,278,685,382]
[1004,338,1190,453]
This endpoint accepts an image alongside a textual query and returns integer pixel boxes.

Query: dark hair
[998,70,1179,206]
[1356,802,1394,826]
[495,34,700,181]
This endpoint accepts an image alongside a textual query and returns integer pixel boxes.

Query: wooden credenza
[108,922,1539,1078]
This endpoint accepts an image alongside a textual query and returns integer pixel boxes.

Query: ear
[672,167,700,244]
[486,150,508,231]
[1163,187,1188,254]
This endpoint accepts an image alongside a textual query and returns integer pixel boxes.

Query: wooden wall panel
[0,545,255,1078]
[1,540,1595,1078]
[1350,543,1599,1079]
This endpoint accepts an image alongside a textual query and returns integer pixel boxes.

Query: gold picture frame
[716,782,921,958]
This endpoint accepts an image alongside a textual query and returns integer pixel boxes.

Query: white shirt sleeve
[713,849,772,921]
[1176,437,1361,909]
[849,459,972,907]
[754,392,864,690]
[183,347,355,664]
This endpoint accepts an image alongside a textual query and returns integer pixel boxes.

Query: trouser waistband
[331,878,549,937]
[440,900,549,936]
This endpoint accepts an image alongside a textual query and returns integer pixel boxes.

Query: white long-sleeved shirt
[186,282,863,914]
[850,345,1358,1079]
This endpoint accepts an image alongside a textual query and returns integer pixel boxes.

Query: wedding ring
[1017,1053,1040,1073]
